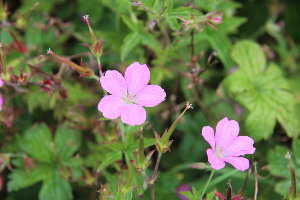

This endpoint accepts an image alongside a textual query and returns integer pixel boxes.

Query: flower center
[122,94,136,104]
[215,147,226,158]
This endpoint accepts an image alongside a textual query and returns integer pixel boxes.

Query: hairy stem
[254,162,258,200]
[199,169,215,199]
[96,56,103,76]
[151,152,162,200]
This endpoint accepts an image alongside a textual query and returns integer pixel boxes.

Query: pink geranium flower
[98,62,166,126]
[202,117,255,171]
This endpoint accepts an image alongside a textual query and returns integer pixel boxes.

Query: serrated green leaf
[223,41,300,140]
[99,0,129,13]
[20,124,54,162]
[39,171,72,200]
[180,191,195,200]
[167,6,202,18]
[8,165,49,191]
[166,6,202,30]
[206,191,216,200]
[231,40,266,76]
[122,189,132,200]
[121,15,137,31]
[267,144,300,195]
[24,87,51,113]
[141,33,162,52]
[150,66,174,85]
[204,31,235,69]
[97,151,122,172]
[141,0,155,8]
[121,31,141,61]
[245,104,276,141]
[65,83,95,106]
[219,17,247,33]
[54,127,81,160]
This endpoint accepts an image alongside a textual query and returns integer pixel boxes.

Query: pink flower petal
[215,118,240,150]
[100,70,127,97]
[125,62,150,96]
[98,95,125,119]
[206,148,225,170]
[223,157,250,171]
[225,136,256,157]
[0,79,3,87]
[121,104,146,126]
[202,126,215,149]
[135,85,166,107]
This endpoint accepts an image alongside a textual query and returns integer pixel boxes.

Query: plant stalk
[151,152,162,200]
[199,169,215,199]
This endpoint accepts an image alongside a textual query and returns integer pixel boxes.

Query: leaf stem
[125,166,135,189]
[118,119,125,143]
[139,129,145,163]
[199,169,215,199]
[96,56,103,76]
[253,162,258,200]
[151,152,162,200]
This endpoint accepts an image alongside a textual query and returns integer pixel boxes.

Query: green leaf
[270,146,298,178]
[122,189,132,200]
[219,17,247,34]
[96,151,123,172]
[166,6,202,30]
[267,143,300,195]
[20,124,54,162]
[245,102,277,141]
[121,31,142,61]
[150,66,174,85]
[141,33,162,52]
[121,15,137,31]
[8,165,49,191]
[231,40,266,76]
[66,83,95,106]
[204,31,235,69]
[223,40,300,140]
[141,0,155,8]
[24,87,51,113]
[39,171,72,200]
[180,191,195,200]
[54,127,81,160]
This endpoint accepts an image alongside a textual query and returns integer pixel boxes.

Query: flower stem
[151,152,162,200]
[125,166,135,189]
[199,169,215,199]
[96,56,103,76]
[139,129,144,163]
[118,119,125,143]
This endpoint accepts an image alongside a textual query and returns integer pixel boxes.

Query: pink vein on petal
[125,62,150,96]
[121,104,146,126]
[100,70,127,97]
[98,95,125,119]
[206,148,225,170]
[215,118,240,149]
[202,126,215,149]
[223,157,249,171]
[135,85,166,107]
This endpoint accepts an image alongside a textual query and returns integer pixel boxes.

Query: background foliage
[1,0,300,199]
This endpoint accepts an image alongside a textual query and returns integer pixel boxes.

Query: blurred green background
[1,0,300,199]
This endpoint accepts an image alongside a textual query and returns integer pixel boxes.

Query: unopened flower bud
[47,48,95,78]
[16,2,39,29]
[82,15,104,58]
[205,10,223,30]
